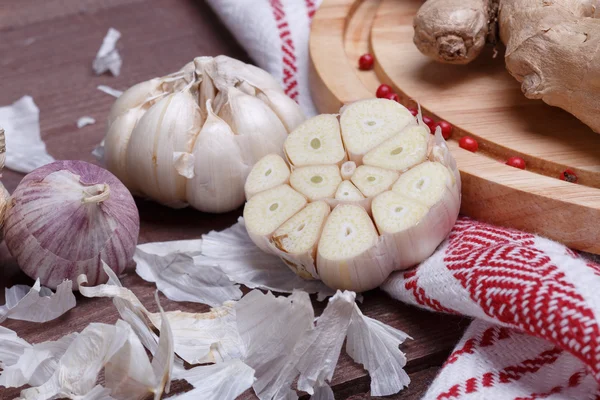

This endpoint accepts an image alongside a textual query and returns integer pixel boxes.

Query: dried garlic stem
[82,184,110,204]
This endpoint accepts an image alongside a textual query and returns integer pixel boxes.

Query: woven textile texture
[205,1,600,398]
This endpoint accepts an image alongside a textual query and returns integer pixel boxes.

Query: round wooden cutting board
[309,0,600,254]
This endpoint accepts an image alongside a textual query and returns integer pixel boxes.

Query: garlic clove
[335,180,365,202]
[339,99,416,163]
[218,87,288,165]
[284,114,346,167]
[126,91,202,207]
[351,165,399,197]
[392,161,452,207]
[104,108,147,195]
[243,184,307,252]
[107,78,164,125]
[340,161,357,180]
[289,165,342,201]
[372,191,430,235]
[316,204,390,292]
[186,101,248,213]
[209,55,282,93]
[270,201,331,280]
[244,154,290,200]
[256,89,306,133]
[325,180,373,215]
[362,126,429,171]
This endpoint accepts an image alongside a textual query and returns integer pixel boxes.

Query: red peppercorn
[422,116,437,133]
[358,53,374,70]
[384,92,400,102]
[436,120,453,140]
[506,156,526,170]
[560,169,578,183]
[408,107,418,116]
[376,84,392,98]
[459,136,479,152]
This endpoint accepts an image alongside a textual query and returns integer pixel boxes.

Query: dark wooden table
[0,1,469,398]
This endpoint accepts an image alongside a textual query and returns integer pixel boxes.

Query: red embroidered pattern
[403,269,455,314]
[445,326,512,366]
[305,0,318,19]
[444,219,600,380]
[269,0,299,101]
[436,347,563,399]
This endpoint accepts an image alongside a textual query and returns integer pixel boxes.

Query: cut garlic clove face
[290,165,342,201]
[363,126,429,171]
[284,114,346,167]
[371,191,429,234]
[351,165,399,197]
[271,201,330,279]
[243,99,461,292]
[335,181,365,202]
[244,154,290,200]
[340,99,416,163]
[243,184,307,252]
[317,204,388,292]
[392,161,451,207]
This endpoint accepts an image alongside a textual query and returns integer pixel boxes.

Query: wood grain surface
[0,0,469,398]
[310,0,600,254]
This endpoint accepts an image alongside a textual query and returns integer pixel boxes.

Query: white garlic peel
[102,55,305,213]
[244,99,461,292]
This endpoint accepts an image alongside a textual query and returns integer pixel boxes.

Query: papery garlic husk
[102,55,305,213]
[243,99,461,292]
[3,161,140,289]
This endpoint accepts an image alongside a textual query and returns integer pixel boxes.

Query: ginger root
[413,0,600,133]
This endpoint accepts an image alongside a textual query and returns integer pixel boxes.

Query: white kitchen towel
[205,0,320,117]
[205,1,600,398]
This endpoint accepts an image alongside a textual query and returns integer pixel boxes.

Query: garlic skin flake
[170,359,255,400]
[0,95,54,173]
[101,55,305,213]
[0,279,76,323]
[244,99,461,292]
[93,28,122,76]
[77,117,96,128]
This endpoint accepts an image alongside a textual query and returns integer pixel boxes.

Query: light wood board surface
[310,0,600,254]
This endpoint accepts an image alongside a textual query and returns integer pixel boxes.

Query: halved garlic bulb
[244,99,461,292]
[102,55,305,213]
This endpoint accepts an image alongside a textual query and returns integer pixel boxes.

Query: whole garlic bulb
[243,99,461,292]
[3,161,140,289]
[103,55,305,213]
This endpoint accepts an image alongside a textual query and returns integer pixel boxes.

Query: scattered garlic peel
[137,239,202,257]
[169,359,255,400]
[0,96,55,173]
[310,385,335,400]
[134,248,243,307]
[146,303,244,365]
[0,333,77,388]
[198,218,335,299]
[295,291,356,393]
[0,279,76,323]
[0,326,34,371]
[18,322,130,399]
[235,290,315,400]
[97,85,123,98]
[346,306,411,395]
[93,28,122,76]
[77,117,96,128]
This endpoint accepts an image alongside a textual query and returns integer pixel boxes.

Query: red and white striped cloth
[205,1,600,398]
